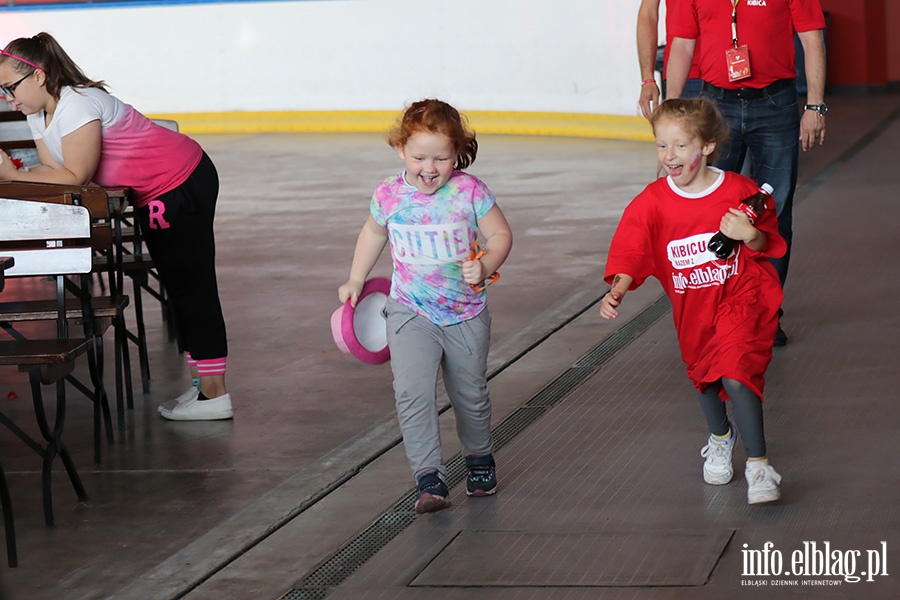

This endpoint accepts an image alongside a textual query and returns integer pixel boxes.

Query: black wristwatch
[804,103,828,117]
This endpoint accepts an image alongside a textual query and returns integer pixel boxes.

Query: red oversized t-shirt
[604,170,786,400]
[668,0,826,89]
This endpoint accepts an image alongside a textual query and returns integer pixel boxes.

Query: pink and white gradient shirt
[27,86,202,207]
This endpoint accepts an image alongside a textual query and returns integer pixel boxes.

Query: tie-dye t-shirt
[371,170,496,326]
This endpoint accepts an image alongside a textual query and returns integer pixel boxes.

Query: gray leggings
[384,299,494,481]
[697,378,767,458]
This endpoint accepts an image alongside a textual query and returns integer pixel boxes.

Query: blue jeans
[702,84,800,288]
[661,77,703,100]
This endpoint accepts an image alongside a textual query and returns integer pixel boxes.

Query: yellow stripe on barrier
[146,110,655,142]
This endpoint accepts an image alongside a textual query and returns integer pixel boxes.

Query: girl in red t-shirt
[601,97,785,504]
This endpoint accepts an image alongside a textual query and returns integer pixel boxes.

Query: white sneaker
[160,393,234,421]
[157,386,200,414]
[700,434,734,485]
[746,461,782,504]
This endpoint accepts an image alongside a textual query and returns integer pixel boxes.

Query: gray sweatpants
[384,299,494,482]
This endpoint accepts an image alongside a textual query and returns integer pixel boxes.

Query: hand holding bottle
[708,183,773,259]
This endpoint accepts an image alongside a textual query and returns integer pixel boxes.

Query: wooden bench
[0,198,97,565]
[0,182,139,431]
[0,116,181,395]
[0,183,170,397]
[0,113,179,368]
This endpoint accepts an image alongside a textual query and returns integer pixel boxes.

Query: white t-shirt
[27,86,202,206]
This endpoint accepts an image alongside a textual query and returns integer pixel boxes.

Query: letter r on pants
[147,200,171,230]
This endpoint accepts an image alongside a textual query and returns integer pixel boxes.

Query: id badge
[726,45,751,82]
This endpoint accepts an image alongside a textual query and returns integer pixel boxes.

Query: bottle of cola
[708,183,774,259]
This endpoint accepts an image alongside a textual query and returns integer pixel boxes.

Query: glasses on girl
[1,72,32,99]
[0,49,42,99]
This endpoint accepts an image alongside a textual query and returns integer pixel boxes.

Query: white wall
[2,0,646,116]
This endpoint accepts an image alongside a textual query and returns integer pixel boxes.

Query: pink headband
[409,104,460,123]
[0,49,42,71]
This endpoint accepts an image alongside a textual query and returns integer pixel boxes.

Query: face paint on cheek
[689,151,703,172]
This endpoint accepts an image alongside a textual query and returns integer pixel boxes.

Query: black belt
[701,78,795,100]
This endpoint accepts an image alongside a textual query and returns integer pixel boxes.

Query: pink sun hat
[331,277,391,364]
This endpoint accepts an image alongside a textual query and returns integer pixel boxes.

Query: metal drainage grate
[490,406,548,449]
[297,512,417,590]
[281,295,671,600]
[526,367,595,407]
[576,295,671,368]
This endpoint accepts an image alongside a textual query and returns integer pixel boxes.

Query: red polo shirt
[663,0,702,80]
[668,0,825,89]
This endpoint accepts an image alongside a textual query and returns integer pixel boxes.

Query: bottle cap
[760,183,774,194]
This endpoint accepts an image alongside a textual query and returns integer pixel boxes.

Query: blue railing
[1,0,306,11]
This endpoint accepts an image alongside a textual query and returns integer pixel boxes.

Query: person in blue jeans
[666,0,828,346]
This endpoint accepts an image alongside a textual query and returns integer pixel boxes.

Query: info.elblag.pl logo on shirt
[741,541,889,587]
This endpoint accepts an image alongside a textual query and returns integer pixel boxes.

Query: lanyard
[731,0,741,47]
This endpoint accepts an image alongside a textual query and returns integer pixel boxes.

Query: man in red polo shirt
[666,0,827,346]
